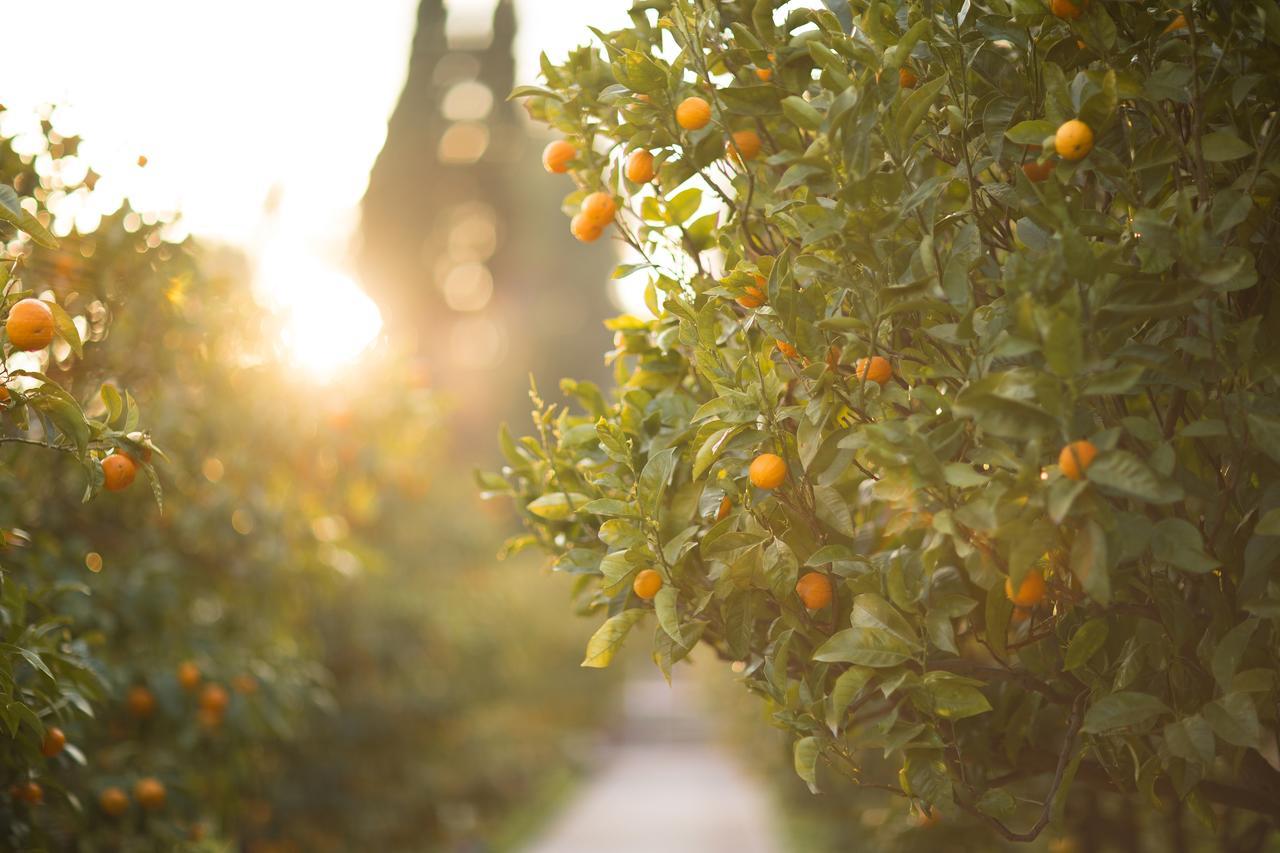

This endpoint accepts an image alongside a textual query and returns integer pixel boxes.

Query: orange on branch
[5,298,54,351]
[40,727,66,758]
[1054,119,1094,161]
[134,777,166,811]
[102,454,137,491]
[126,685,156,719]
[749,453,787,490]
[1005,570,1047,608]
[795,572,833,610]
[541,139,576,174]
[580,191,617,227]
[728,129,762,163]
[633,568,663,600]
[99,786,129,817]
[625,149,655,183]
[676,96,712,130]
[178,660,201,690]
[1058,440,1098,481]
[855,356,893,384]
[570,213,603,243]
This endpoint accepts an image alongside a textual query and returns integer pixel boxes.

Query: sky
[2,0,634,374]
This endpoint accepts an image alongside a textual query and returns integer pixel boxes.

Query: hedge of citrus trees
[489,0,1280,845]
[0,111,614,849]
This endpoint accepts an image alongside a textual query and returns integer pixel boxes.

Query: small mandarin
[899,67,919,88]
[676,96,712,130]
[1054,119,1094,161]
[1022,159,1055,182]
[40,727,66,758]
[16,781,43,805]
[855,356,892,385]
[625,149,655,184]
[728,129,762,163]
[716,495,732,521]
[580,192,617,227]
[199,683,229,714]
[749,453,787,490]
[5,298,54,351]
[736,274,767,309]
[126,685,156,719]
[134,777,166,811]
[633,568,663,600]
[776,340,798,359]
[1058,440,1098,480]
[1005,570,1047,607]
[102,454,137,492]
[1164,13,1187,33]
[1050,0,1085,19]
[177,660,201,691]
[541,139,576,174]
[99,786,129,817]
[570,213,603,243]
[795,572,833,610]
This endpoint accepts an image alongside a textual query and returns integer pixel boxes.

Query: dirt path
[523,674,785,853]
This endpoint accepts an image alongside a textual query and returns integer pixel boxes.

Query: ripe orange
[625,149,655,183]
[134,777,166,811]
[40,727,66,758]
[570,213,603,243]
[197,707,224,730]
[676,96,712,130]
[749,453,787,490]
[541,139,576,174]
[633,568,663,600]
[99,786,129,817]
[736,274,767,308]
[1005,570,1047,607]
[137,155,148,167]
[795,572,833,610]
[1022,159,1054,182]
[126,685,156,718]
[917,806,942,828]
[776,340,798,359]
[899,67,919,89]
[855,356,893,384]
[728,129,762,163]
[1058,440,1098,481]
[177,660,201,691]
[102,454,137,492]
[1050,0,1085,19]
[5,298,54,351]
[755,67,772,82]
[1164,13,1187,33]
[716,495,731,521]
[0,385,9,404]
[580,191,617,227]
[14,781,43,805]
[1054,119,1094,161]
[200,682,230,714]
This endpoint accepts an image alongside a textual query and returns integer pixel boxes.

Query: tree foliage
[491,0,1280,843]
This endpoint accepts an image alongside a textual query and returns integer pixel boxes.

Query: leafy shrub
[489,0,1280,844]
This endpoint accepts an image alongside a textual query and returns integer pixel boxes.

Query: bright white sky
[2,0,633,374]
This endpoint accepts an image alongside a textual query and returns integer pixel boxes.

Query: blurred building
[359,0,615,452]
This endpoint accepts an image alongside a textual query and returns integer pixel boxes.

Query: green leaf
[44,300,83,358]
[1199,130,1252,162]
[1081,692,1170,734]
[1151,518,1219,574]
[0,185,59,248]
[1211,618,1258,693]
[919,672,992,720]
[1006,120,1056,145]
[581,609,646,668]
[1202,693,1261,748]
[1071,519,1110,604]
[1064,618,1108,671]
[1086,450,1183,504]
[794,736,821,793]
[1163,715,1215,766]
[526,492,592,520]
[813,483,855,537]
[781,95,823,130]
[637,447,678,513]
[830,666,875,723]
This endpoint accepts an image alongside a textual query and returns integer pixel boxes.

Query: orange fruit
[102,454,137,491]
[625,149,655,183]
[99,786,129,817]
[917,806,942,828]
[134,777,166,811]
[633,568,663,600]
[199,683,229,714]
[749,453,787,490]
[1054,119,1094,161]
[177,660,201,691]
[126,685,156,719]
[855,356,892,384]
[1050,0,1085,19]
[40,727,66,758]
[14,781,43,805]
[570,213,603,243]
[728,129,762,163]
[232,674,259,695]
[676,96,712,130]
[1005,570,1047,607]
[1058,440,1097,481]
[736,274,767,309]
[5,298,54,351]
[716,495,731,521]
[1022,159,1054,182]
[541,139,576,174]
[580,192,617,227]
[137,155,148,167]
[0,385,9,404]
[899,67,919,88]
[1164,13,1187,33]
[795,572,833,610]
[776,340,798,358]
[755,67,772,82]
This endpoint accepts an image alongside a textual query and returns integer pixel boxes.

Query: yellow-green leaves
[581,609,646,668]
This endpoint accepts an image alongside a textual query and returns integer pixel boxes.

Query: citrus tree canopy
[489,0,1280,843]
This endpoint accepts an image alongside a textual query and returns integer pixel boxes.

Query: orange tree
[488,0,1280,845]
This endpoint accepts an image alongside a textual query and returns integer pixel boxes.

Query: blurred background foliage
[0,0,632,848]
